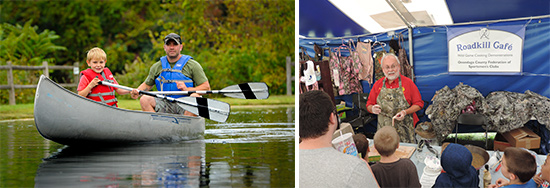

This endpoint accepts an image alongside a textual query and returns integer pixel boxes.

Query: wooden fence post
[286,56,294,96]
[7,61,15,105]
[43,61,49,78]
[74,62,80,87]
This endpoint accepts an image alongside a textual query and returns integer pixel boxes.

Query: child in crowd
[534,154,550,187]
[370,126,421,188]
[489,147,537,188]
[352,133,369,160]
[433,143,479,187]
[77,47,130,107]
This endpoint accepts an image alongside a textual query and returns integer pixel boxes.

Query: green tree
[0,20,66,65]
[154,0,295,93]
[0,21,67,104]
[0,0,294,104]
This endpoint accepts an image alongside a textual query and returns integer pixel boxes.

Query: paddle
[99,81,230,123]
[148,82,269,99]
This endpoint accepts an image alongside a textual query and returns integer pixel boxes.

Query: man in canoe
[130,33,210,116]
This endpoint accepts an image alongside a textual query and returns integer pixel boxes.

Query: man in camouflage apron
[376,77,415,143]
[366,54,423,143]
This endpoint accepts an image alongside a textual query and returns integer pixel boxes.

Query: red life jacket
[81,68,118,107]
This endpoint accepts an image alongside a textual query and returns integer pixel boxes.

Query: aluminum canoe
[34,75,205,145]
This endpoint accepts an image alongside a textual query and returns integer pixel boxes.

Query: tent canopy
[299,0,550,38]
[299,0,550,101]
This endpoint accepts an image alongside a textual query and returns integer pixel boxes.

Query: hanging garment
[356,41,374,84]
[303,60,317,86]
[300,47,312,61]
[389,37,400,53]
[331,42,363,96]
[373,49,386,82]
[328,49,341,96]
[398,34,414,81]
[346,40,364,94]
[299,61,319,93]
[376,77,415,143]
[313,43,323,61]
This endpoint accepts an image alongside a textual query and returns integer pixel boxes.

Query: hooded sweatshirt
[433,143,479,187]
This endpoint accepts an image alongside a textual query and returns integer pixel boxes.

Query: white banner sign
[447,25,525,75]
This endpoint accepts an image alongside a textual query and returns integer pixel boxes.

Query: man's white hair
[380,53,400,66]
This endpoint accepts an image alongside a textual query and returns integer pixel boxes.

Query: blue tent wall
[299,18,550,102]
[413,18,550,102]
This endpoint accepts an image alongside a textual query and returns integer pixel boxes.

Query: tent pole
[408,26,415,81]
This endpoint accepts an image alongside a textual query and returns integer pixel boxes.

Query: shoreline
[0,104,295,122]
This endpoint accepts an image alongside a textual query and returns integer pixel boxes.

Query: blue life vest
[155,55,194,98]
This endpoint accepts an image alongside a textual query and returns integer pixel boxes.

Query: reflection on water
[36,141,205,187]
[0,107,295,187]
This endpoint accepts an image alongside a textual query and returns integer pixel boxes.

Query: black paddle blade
[223,82,269,99]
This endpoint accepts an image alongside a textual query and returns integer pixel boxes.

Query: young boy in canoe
[77,47,130,107]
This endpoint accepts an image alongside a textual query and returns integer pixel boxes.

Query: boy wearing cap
[131,33,210,116]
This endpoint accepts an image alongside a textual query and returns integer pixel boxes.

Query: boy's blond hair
[87,47,107,61]
[374,126,400,157]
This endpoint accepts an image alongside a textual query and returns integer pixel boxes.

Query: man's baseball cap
[164,33,181,45]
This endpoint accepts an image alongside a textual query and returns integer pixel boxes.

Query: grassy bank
[0,95,295,120]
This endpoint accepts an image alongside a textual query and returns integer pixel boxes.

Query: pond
[0,106,295,187]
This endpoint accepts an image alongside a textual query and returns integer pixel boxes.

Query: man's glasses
[333,107,341,129]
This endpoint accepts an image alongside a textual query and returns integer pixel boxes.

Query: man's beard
[385,72,399,80]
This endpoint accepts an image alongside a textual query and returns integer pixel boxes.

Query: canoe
[34,75,205,145]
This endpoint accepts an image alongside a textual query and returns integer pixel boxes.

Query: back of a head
[373,126,399,156]
[504,147,537,183]
[87,47,107,61]
[437,143,479,187]
[299,90,334,139]
[353,133,369,158]
[441,143,472,170]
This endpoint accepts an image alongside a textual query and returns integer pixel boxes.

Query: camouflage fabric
[376,77,415,143]
[373,51,386,82]
[328,50,340,97]
[426,83,486,141]
[328,46,363,96]
[484,90,550,132]
[398,34,414,81]
[485,91,531,132]
[525,90,550,128]
[427,84,550,134]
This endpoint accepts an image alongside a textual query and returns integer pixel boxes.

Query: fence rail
[1,61,79,105]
